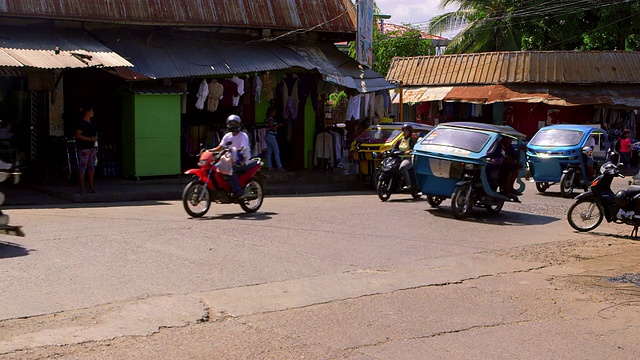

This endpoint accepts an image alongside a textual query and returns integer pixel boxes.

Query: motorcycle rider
[206,115,251,198]
[582,146,595,180]
[393,124,417,189]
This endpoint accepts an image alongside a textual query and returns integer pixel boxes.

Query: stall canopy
[94,29,391,93]
[0,26,132,69]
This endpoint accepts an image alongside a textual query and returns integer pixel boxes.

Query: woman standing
[75,105,98,193]
[265,107,284,171]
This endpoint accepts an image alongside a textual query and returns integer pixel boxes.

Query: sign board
[356,0,373,67]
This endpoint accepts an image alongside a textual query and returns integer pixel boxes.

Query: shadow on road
[583,231,640,241]
[536,191,577,199]
[4,200,173,210]
[426,208,559,226]
[0,241,30,259]
[197,211,278,221]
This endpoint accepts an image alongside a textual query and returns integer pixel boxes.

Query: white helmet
[582,146,593,154]
[226,114,242,132]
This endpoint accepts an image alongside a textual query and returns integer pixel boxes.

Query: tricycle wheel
[451,184,473,219]
[426,195,445,208]
[411,188,422,200]
[535,182,549,193]
[377,179,391,202]
[560,172,575,198]
[240,178,264,213]
[485,200,504,214]
[182,180,211,218]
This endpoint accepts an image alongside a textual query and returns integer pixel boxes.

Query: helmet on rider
[226,114,242,132]
[582,146,593,155]
[401,124,413,137]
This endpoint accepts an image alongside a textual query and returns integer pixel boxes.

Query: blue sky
[376,0,459,37]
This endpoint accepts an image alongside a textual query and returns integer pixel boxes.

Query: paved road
[1,181,639,358]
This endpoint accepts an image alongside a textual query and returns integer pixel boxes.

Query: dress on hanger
[196,79,209,110]
[206,79,224,112]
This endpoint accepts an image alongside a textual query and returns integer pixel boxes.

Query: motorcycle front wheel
[451,184,473,219]
[567,198,603,232]
[240,178,264,213]
[560,171,575,198]
[377,178,391,202]
[182,180,211,218]
[485,200,505,214]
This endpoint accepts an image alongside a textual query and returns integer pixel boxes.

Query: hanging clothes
[230,76,245,106]
[364,93,376,119]
[242,77,252,105]
[262,72,277,101]
[282,74,299,120]
[374,94,385,123]
[297,73,318,112]
[331,131,342,167]
[206,79,224,112]
[315,131,334,166]
[196,79,209,110]
[254,75,263,103]
[219,79,238,107]
[345,95,362,121]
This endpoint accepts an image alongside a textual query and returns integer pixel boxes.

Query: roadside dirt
[2,236,639,360]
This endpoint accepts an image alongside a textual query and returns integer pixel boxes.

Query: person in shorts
[75,105,98,193]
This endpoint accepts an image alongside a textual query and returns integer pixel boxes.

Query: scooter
[374,149,421,202]
[182,143,264,217]
[0,165,24,237]
[567,161,640,237]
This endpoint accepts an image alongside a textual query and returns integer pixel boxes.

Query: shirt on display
[207,80,224,112]
[219,79,238,107]
[196,79,209,110]
[230,76,245,106]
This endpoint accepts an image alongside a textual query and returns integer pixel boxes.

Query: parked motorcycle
[567,161,640,236]
[374,149,421,201]
[0,166,24,237]
[182,144,264,217]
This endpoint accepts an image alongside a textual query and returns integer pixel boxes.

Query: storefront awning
[391,86,453,103]
[396,84,640,108]
[94,29,391,93]
[0,26,133,69]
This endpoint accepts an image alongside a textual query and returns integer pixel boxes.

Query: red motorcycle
[182,145,264,217]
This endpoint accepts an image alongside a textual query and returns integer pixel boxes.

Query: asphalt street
[1,180,639,359]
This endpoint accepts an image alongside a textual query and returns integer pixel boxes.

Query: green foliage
[432,0,640,53]
[349,23,436,76]
[329,91,347,106]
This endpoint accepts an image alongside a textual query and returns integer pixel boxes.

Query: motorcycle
[182,143,264,217]
[567,161,640,237]
[374,149,421,202]
[0,165,24,237]
[559,154,601,198]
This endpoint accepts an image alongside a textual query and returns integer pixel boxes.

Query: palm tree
[428,0,521,54]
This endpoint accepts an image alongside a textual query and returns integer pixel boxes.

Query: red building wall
[502,103,594,139]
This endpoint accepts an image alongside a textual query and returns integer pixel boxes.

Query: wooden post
[398,82,404,121]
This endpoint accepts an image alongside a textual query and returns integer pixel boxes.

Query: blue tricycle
[413,122,528,219]
[527,125,606,197]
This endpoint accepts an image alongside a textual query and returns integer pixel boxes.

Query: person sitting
[486,139,505,191]
[206,115,251,198]
[499,137,523,195]
[582,146,595,180]
[393,124,417,189]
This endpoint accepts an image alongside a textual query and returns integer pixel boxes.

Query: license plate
[429,159,452,178]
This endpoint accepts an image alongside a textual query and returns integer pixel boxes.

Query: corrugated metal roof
[95,29,316,78]
[96,29,391,93]
[0,25,133,69]
[391,86,452,103]
[1,0,357,33]
[387,51,640,86]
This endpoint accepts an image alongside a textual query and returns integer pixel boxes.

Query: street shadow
[197,211,278,221]
[0,241,30,259]
[583,231,640,241]
[426,207,559,226]
[4,200,174,210]
[387,197,424,203]
[536,191,577,199]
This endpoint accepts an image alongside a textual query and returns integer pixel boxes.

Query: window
[356,129,401,144]
[420,128,491,153]
[529,129,584,147]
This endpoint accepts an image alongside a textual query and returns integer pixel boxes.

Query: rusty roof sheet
[1,0,357,33]
[0,25,133,69]
[387,51,640,86]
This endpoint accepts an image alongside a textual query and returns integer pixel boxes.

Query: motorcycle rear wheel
[182,180,211,218]
[426,195,445,208]
[240,178,264,213]
[535,182,549,193]
[377,179,391,202]
[567,198,603,232]
[560,172,575,198]
[485,200,505,214]
[451,184,473,219]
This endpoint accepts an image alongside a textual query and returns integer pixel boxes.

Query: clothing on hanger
[345,95,362,121]
[206,79,224,112]
[230,76,245,106]
[282,74,299,119]
[254,74,263,103]
[262,72,277,101]
[219,79,238,107]
[196,79,209,110]
[315,130,334,166]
